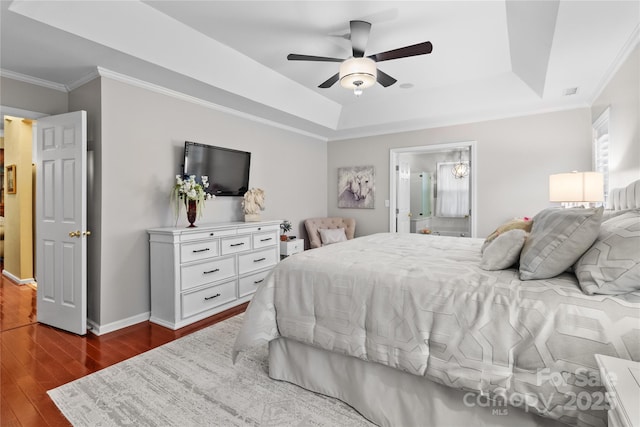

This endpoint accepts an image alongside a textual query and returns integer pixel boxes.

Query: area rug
[48,315,372,426]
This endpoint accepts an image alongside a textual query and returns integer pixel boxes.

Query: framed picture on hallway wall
[338,165,375,209]
[7,165,16,194]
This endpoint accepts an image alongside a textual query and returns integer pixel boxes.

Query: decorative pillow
[319,228,348,246]
[480,229,527,271]
[481,218,532,253]
[519,207,603,280]
[574,210,640,295]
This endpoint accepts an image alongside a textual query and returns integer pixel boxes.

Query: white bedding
[233,233,640,427]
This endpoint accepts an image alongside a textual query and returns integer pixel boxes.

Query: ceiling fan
[287,20,433,96]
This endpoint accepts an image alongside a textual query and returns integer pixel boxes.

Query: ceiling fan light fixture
[339,57,376,92]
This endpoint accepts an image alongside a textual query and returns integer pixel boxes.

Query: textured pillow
[601,208,633,222]
[480,229,527,271]
[319,228,347,245]
[481,218,532,253]
[574,210,640,295]
[519,207,603,280]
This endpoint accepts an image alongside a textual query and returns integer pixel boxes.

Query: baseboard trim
[2,269,35,285]
[88,312,150,336]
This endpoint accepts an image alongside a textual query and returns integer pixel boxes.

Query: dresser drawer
[180,228,236,242]
[182,280,237,319]
[181,240,219,263]
[238,247,278,274]
[241,224,279,234]
[238,269,271,298]
[181,256,236,291]
[221,235,252,255]
[253,231,278,249]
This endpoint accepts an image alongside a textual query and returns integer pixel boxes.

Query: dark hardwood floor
[0,274,247,426]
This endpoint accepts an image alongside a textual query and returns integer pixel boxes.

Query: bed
[233,180,640,427]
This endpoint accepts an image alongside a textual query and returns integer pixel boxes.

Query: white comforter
[233,233,640,427]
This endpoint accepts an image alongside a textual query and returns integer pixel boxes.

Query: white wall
[328,108,593,238]
[591,44,640,189]
[0,76,68,115]
[97,77,327,327]
[69,78,103,324]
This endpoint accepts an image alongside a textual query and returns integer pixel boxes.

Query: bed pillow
[480,229,527,271]
[574,210,640,295]
[319,228,348,246]
[601,208,633,222]
[481,218,532,253]
[519,206,603,280]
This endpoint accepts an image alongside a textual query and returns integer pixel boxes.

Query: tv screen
[183,142,251,196]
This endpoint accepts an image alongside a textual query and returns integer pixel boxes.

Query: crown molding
[0,68,68,92]
[1,65,328,141]
[589,23,640,105]
[67,69,101,91]
[95,67,328,142]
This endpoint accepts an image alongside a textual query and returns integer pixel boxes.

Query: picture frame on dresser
[147,220,281,330]
[6,164,16,194]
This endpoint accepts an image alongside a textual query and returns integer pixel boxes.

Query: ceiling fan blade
[287,54,344,62]
[318,73,340,88]
[350,20,372,58]
[376,69,397,87]
[368,41,433,62]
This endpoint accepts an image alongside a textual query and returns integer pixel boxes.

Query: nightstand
[595,354,640,427]
[280,238,304,258]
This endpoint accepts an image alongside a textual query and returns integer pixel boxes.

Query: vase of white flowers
[172,175,214,227]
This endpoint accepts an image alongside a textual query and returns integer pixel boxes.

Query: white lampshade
[549,171,604,202]
[339,57,377,90]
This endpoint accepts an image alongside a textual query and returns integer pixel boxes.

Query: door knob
[69,230,81,238]
[83,231,92,237]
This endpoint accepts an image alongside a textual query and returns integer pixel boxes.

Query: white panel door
[396,161,411,233]
[36,111,88,335]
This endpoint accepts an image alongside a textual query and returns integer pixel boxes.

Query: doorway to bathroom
[389,141,477,237]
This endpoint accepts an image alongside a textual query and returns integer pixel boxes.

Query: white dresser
[148,220,281,330]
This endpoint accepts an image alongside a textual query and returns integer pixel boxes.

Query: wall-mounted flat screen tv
[183,141,251,196]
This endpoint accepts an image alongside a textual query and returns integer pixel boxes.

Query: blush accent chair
[304,217,356,249]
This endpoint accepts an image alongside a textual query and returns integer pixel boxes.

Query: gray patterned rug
[48,315,372,426]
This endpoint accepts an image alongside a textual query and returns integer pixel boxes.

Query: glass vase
[185,199,197,228]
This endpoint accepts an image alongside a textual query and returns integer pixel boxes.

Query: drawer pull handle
[254,257,266,263]
[192,248,210,253]
[204,293,221,301]
[203,268,220,274]
[209,233,215,236]
[254,279,264,285]
[260,238,272,242]
[230,242,245,247]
